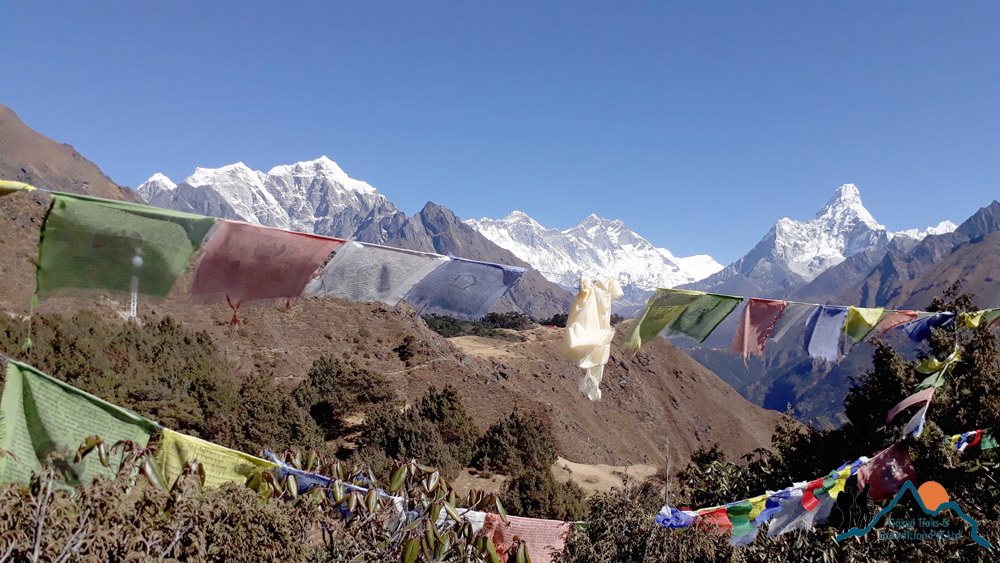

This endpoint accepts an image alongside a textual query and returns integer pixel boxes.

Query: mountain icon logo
[834,480,991,548]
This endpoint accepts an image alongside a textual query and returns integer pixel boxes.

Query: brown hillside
[892,231,1000,310]
[0,190,780,469]
[0,105,140,202]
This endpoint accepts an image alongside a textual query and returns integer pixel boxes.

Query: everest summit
[466,211,723,305]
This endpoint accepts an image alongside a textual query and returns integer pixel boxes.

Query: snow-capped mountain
[138,156,399,238]
[683,184,957,298]
[465,211,723,302]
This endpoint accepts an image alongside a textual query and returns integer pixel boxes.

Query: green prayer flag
[36,193,216,297]
[982,431,999,451]
[624,289,742,348]
[0,360,156,488]
[915,347,961,391]
[844,306,885,342]
[727,501,756,538]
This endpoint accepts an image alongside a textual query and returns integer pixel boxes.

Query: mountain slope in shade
[682,184,955,298]
[466,211,722,303]
[0,104,139,202]
[139,161,572,318]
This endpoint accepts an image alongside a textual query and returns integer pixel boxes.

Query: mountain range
[466,212,722,307]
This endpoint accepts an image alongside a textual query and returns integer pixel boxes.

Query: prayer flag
[959,308,1000,329]
[886,387,935,423]
[726,501,756,539]
[483,514,570,563]
[806,306,849,362]
[695,507,733,534]
[190,220,343,302]
[844,307,885,342]
[905,313,955,342]
[982,431,999,451]
[903,402,930,437]
[565,276,623,401]
[857,443,915,501]
[768,302,818,344]
[403,257,525,320]
[625,289,742,348]
[767,487,836,536]
[0,180,37,196]
[154,428,275,489]
[731,298,787,366]
[655,506,695,529]
[914,347,961,391]
[753,489,790,525]
[872,310,920,334]
[36,193,215,297]
[0,360,156,488]
[304,241,449,306]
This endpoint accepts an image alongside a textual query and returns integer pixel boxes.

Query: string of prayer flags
[303,241,449,306]
[564,276,624,401]
[403,257,525,320]
[886,387,936,423]
[624,289,743,348]
[959,308,1000,329]
[36,193,215,297]
[951,429,999,452]
[0,359,156,488]
[856,443,915,501]
[190,220,343,303]
[154,428,275,489]
[844,306,885,343]
[731,298,787,366]
[0,180,37,196]
[806,306,849,362]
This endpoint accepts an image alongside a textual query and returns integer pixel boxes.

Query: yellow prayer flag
[844,306,885,342]
[827,468,850,499]
[154,428,275,488]
[0,180,38,196]
[747,495,769,520]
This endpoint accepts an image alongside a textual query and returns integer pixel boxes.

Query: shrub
[293,356,396,436]
[474,409,558,476]
[500,466,588,521]
[414,385,481,466]
[358,404,461,480]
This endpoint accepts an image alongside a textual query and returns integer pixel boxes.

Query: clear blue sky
[4,1,998,264]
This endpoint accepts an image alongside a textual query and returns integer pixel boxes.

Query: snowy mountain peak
[137,158,395,237]
[686,182,953,296]
[466,210,723,303]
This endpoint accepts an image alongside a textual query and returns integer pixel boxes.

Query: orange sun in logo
[917,481,950,511]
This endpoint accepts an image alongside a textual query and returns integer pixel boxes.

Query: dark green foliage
[473,409,558,476]
[422,312,536,340]
[414,385,481,466]
[500,466,588,521]
[215,371,325,455]
[539,313,568,327]
[0,312,318,454]
[392,335,417,362]
[358,403,461,480]
[292,356,396,436]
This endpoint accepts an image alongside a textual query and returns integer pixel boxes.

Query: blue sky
[4,1,999,264]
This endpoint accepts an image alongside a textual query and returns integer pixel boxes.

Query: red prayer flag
[483,514,570,563]
[886,387,935,423]
[857,443,916,501]
[873,310,921,334]
[801,478,825,511]
[694,507,733,535]
[731,298,787,367]
[190,220,344,303]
